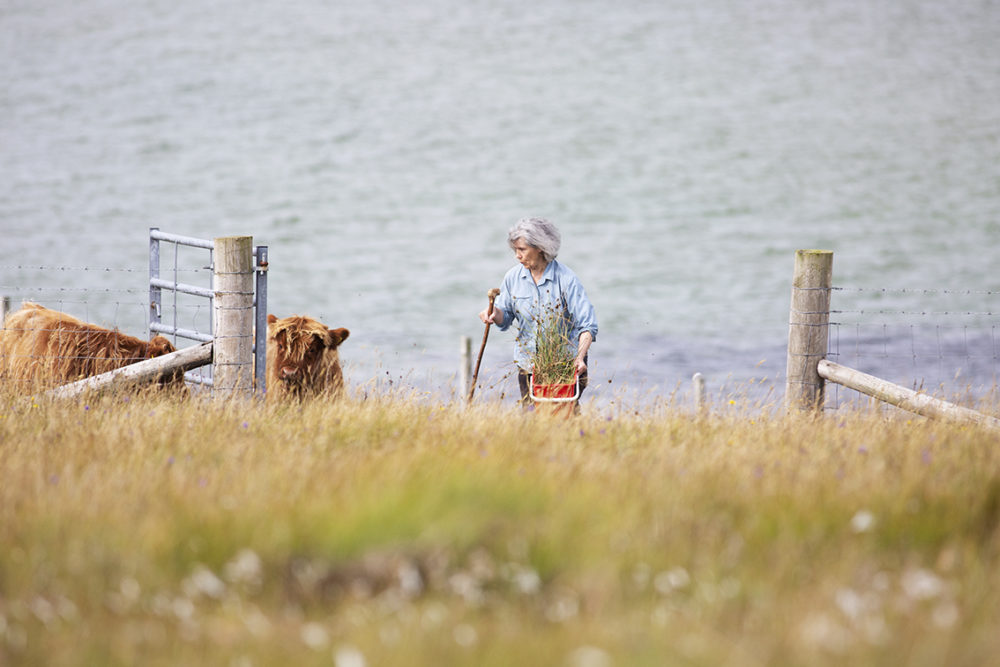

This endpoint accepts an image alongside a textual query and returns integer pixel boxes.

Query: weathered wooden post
[1,295,9,326]
[692,372,707,415]
[785,249,833,411]
[459,335,471,401]
[213,236,255,399]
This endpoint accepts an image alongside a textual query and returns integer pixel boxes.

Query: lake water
[2,0,999,409]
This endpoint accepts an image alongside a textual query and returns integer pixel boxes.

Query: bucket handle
[529,371,580,403]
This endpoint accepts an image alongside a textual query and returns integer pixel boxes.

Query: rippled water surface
[2,0,999,405]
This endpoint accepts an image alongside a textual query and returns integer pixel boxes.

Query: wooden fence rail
[817,359,1000,430]
[45,342,213,400]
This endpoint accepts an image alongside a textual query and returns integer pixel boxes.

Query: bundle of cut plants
[527,308,579,415]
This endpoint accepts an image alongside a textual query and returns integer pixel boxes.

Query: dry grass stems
[524,302,576,386]
[1,383,999,666]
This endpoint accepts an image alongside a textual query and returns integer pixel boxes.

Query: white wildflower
[120,577,141,603]
[545,592,580,622]
[850,510,876,534]
[901,568,944,601]
[509,565,541,595]
[567,645,613,667]
[653,567,690,595]
[835,588,866,621]
[448,572,484,605]
[224,549,263,587]
[932,601,959,628]
[859,613,890,646]
[799,612,852,653]
[150,593,172,617]
[453,623,478,647]
[241,605,271,638]
[301,622,329,649]
[396,560,423,597]
[421,602,447,630]
[172,597,195,621]
[334,645,367,667]
[183,565,226,600]
[29,597,55,626]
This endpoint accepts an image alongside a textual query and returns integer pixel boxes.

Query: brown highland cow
[0,302,179,393]
[265,313,350,400]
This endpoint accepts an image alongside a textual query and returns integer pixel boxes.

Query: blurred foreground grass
[1,389,999,666]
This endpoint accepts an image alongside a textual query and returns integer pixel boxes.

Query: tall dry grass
[1,385,999,666]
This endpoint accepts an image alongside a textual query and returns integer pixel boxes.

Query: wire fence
[826,286,999,409]
[1,258,215,393]
[0,264,213,346]
[5,264,1000,409]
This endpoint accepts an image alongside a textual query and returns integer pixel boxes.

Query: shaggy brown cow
[266,313,350,399]
[0,302,180,393]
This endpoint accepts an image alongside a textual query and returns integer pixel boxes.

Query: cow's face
[148,336,176,358]
[268,314,349,395]
[146,335,184,385]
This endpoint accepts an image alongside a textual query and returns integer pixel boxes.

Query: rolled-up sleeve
[493,269,518,331]
[564,277,598,342]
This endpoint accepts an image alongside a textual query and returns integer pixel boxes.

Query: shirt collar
[518,261,556,285]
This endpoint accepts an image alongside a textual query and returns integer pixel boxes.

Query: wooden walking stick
[468,288,500,403]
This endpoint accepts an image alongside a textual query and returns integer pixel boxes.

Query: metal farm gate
[148,228,268,396]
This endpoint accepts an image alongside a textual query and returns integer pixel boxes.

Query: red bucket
[529,371,580,417]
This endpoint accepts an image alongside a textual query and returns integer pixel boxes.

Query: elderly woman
[479,217,598,407]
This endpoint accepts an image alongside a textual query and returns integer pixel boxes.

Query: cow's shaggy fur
[0,302,179,392]
[266,314,349,400]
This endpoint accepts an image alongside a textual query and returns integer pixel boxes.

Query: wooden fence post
[459,335,471,401]
[692,372,707,415]
[1,295,9,327]
[785,249,833,411]
[213,236,255,399]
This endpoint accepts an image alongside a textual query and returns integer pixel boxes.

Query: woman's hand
[479,308,501,325]
[574,356,588,375]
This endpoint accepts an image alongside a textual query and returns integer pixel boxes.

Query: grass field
[1,387,999,666]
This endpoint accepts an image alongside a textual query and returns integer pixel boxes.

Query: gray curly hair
[507,217,561,263]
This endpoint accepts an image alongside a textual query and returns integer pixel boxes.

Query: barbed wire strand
[0,265,209,274]
[834,286,1000,296]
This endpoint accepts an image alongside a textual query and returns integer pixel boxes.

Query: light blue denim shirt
[493,260,598,372]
